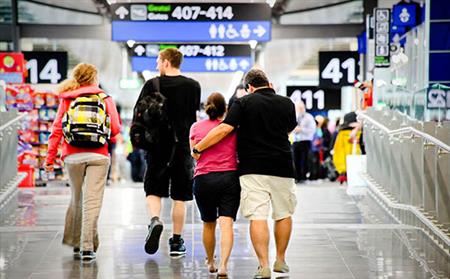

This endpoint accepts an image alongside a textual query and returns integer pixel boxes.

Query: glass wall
[17,0,103,25]
[279,0,363,25]
[0,0,11,23]
[378,21,449,121]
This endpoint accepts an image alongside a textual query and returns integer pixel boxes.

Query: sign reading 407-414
[111,3,271,42]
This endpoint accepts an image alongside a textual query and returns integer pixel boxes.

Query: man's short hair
[244,68,270,89]
[159,48,183,69]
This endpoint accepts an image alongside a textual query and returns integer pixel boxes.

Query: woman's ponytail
[205,92,226,120]
[57,78,80,93]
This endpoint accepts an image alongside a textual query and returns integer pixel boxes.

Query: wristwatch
[192,147,202,154]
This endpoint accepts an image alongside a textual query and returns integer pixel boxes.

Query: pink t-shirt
[189,119,237,177]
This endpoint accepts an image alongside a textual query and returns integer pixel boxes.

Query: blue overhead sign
[132,56,252,73]
[131,43,251,57]
[130,44,252,73]
[111,3,271,42]
[112,21,271,42]
[111,3,271,21]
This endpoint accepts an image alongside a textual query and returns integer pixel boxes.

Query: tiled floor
[0,181,449,279]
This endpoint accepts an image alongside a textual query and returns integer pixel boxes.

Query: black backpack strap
[153,77,178,169]
[152,77,160,93]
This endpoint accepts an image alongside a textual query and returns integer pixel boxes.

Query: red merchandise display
[9,85,64,186]
[18,164,35,188]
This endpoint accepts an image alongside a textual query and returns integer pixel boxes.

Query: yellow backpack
[62,93,110,148]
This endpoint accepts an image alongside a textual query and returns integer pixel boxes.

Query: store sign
[111,3,271,42]
[319,51,359,89]
[392,3,417,27]
[23,52,68,84]
[374,8,391,67]
[427,87,450,109]
[132,43,252,72]
[287,86,341,111]
[0,52,25,84]
[391,25,407,46]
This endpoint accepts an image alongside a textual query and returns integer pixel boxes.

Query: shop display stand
[7,85,65,187]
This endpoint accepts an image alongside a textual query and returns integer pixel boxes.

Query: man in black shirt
[135,48,201,257]
[192,69,297,278]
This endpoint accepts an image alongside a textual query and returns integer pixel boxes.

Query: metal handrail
[358,112,450,152]
[364,173,450,249]
[0,113,26,132]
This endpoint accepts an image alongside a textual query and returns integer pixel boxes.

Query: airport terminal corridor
[1,0,450,278]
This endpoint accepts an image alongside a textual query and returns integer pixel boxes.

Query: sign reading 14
[321,57,356,84]
[26,59,61,84]
[171,6,234,20]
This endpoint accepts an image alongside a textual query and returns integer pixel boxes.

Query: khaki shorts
[239,174,297,220]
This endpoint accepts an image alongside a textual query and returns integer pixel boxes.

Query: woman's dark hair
[234,84,245,94]
[205,92,226,120]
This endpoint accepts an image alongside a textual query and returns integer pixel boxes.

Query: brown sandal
[205,257,218,273]
[216,273,228,278]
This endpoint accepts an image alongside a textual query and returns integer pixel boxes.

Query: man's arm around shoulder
[192,123,234,159]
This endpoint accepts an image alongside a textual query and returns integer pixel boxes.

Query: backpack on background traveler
[130,77,178,151]
[323,156,338,181]
[62,93,111,148]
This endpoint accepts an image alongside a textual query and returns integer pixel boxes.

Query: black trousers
[293,140,311,181]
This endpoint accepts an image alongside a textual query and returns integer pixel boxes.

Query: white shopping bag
[346,154,367,195]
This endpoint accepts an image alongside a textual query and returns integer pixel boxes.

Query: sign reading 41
[319,51,359,89]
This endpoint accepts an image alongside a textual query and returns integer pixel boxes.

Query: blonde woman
[45,63,121,261]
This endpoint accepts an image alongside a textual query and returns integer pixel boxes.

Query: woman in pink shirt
[190,92,239,278]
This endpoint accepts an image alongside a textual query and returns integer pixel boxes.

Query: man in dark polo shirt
[192,69,297,279]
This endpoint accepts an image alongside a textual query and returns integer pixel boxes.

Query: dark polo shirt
[223,88,297,178]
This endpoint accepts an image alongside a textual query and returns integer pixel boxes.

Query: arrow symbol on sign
[239,60,250,70]
[115,6,129,19]
[134,45,145,56]
[253,25,266,37]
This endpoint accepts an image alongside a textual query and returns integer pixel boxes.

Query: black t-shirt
[228,94,237,111]
[136,75,201,145]
[223,88,297,178]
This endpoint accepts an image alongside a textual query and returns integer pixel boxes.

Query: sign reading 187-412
[111,3,271,42]
[131,44,252,73]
